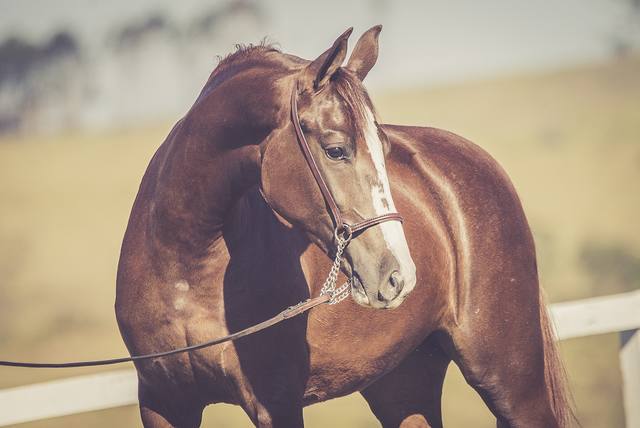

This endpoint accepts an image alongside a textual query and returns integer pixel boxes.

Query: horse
[115,26,576,427]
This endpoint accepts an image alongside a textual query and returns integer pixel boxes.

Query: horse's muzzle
[351,267,416,309]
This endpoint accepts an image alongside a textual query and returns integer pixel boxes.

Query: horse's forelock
[332,68,376,140]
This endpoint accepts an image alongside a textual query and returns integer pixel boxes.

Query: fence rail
[1,290,639,427]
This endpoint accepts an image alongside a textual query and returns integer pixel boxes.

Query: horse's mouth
[350,273,370,306]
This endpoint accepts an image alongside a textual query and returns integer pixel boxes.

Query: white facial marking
[362,109,416,294]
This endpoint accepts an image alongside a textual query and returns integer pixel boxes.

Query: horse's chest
[300,302,436,403]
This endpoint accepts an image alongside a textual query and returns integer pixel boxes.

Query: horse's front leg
[138,380,205,428]
[243,399,304,428]
[230,324,309,428]
[235,360,306,428]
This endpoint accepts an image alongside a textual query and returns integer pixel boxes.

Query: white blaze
[362,109,416,288]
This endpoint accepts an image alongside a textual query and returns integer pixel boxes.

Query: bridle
[289,82,404,244]
[289,81,404,304]
[0,82,405,369]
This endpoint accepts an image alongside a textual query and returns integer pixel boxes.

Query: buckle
[334,224,353,244]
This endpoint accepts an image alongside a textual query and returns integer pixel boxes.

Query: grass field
[1,56,639,427]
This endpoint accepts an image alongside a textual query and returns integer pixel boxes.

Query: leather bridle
[290,82,404,243]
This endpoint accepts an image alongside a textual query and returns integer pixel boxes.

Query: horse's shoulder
[383,124,517,196]
[383,122,531,248]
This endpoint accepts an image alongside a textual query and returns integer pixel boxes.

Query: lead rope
[0,231,353,368]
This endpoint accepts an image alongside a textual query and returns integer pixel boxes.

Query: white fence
[1,290,639,427]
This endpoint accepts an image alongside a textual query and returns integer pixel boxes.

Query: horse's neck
[221,189,315,305]
[147,65,290,262]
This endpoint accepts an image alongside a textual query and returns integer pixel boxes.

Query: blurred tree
[111,13,178,51]
[610,0,640,57]
[44,31,79,60]
[0,37,40,84]
[0,31,79,85]
[0,31,80,134]
[191,0,263,36]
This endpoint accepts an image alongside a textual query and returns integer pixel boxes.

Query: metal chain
[328,280,351,305]
[320,233,352,305]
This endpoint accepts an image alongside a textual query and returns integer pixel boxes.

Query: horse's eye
[325,146,345,160]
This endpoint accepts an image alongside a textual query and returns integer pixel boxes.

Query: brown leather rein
[0,83,403,369]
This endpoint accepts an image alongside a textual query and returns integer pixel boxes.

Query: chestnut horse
[116,26,575,427]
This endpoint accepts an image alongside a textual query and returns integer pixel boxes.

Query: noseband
[290,82,404,243]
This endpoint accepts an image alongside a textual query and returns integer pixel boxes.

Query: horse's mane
[204,41,375,139]
[193,40,281,105]
[216,39,280,70]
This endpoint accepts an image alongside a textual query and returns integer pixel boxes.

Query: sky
[1,0,638,88]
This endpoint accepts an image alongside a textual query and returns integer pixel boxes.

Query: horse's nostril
[389,271,404,292]
[377,271,406,303]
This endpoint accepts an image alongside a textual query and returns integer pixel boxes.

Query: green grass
[1,56,639,427]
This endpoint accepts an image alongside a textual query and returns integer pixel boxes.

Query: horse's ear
[301,27,353,92]
[346,25,382,81]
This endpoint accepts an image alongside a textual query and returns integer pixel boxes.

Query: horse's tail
[539,289,579,427]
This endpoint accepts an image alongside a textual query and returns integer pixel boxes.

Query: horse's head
[261,26,416,309]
